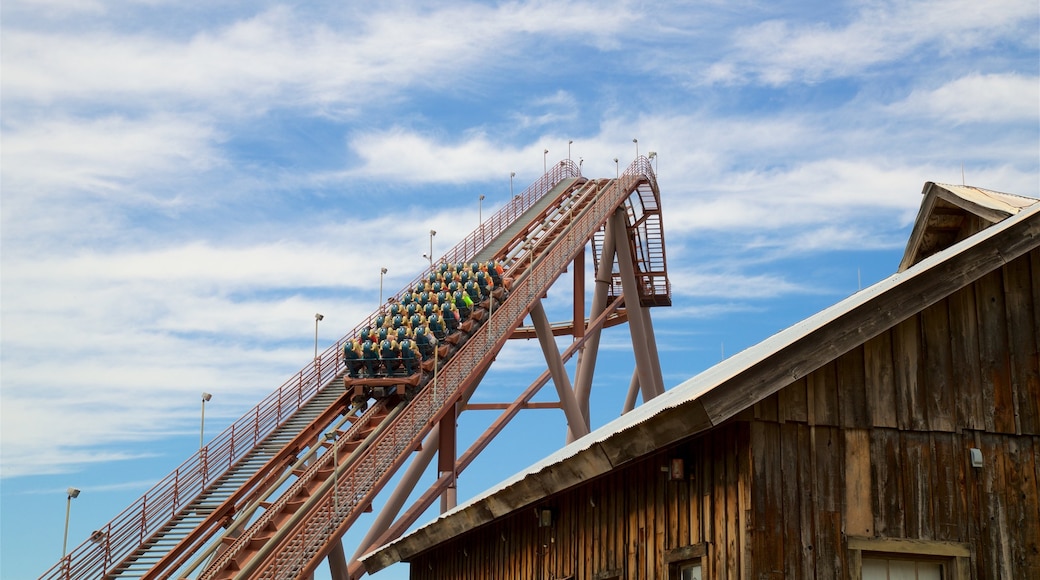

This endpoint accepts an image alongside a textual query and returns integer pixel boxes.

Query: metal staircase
[109,381,350,578]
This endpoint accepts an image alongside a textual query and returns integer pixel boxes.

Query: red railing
[39,160,582,580]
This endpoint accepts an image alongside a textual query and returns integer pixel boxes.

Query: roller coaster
[42,156,671,580]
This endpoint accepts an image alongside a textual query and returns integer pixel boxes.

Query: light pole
[314,313,323,360]
[200,392,212,450]
[633,138,638,158]
[379,267,388,312]
[63,487,80,557]
[425,229,436,268]
[510,172,515,199]
[479,195,485,225]
[543,149,548,174]
[568,140,573,161]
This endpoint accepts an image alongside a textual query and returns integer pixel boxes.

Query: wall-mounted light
[536,507,554,528]
[970,448,983,468]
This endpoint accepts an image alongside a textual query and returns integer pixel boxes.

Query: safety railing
[209,159,651,579]
[40,160,582,580]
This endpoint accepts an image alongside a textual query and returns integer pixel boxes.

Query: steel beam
[572,214,618,426]
[327,541,348,580]
[623,369,640,414]
[531,300,590,443]
[612,208,664,400]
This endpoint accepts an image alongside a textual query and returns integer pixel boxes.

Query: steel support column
[327,541,348,580]
[531,301,590,443]
[572,249,585,340]
[611,208,664,400]
[623,369,640,414]
[438,406,457,512]
[572,215,618,426]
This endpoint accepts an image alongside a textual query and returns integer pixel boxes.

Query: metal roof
[362,190,1040,574]
[899,182,1039,271]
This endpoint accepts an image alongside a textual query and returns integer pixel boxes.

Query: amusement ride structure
[42,155,671,580]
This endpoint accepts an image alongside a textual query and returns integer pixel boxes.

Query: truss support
[612,208,665,400]
[531,301,590,443]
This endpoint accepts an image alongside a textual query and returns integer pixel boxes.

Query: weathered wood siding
[410,422,750,580]
[409,247,1039,579]
[747,247,1040,579]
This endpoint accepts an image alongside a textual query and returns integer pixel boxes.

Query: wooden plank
[780,422,808,579]
[689,438,703,547]
[754,392,779,423]
[751,421,784,578]
[864,330,898,428]
[812,361,840,427]
[837,345,871,428]
[930,433,964,542]
[656,455,667,580]
[844,428,874,537]
[902,431,934,538]
[798,425,819,578]
[1005,436,1040,574]
[975,269,1017,434]
[812,426,844,579]
[700,433,713,572]
[893,316,927,431]
[1033,248,1040,351]
[737,425,754,580]
[948,283,985,430]
[1003,253,1040,435]
[978,434,1014,578]
[667,451,679,551]
[778,376,809,424]
[871,428,905,537]
[847,536,971,556]
[921,300,956,432]
[724,429,739,580]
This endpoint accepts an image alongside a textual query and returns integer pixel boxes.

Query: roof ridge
[932,182,1039,204]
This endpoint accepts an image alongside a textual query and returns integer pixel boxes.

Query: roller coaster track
[41,156,668,580]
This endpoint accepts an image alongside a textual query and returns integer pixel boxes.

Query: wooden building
[363,183,1040,580]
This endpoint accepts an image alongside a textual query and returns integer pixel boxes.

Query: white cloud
[708,0,1037,85]
[2,114,222,201]
[2,3,635,116]
[888,73,1040,124]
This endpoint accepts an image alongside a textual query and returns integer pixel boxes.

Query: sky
[1,0,1037,578]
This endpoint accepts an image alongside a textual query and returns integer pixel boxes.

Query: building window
[862,556,943,579]
[665,543,707,580]
[848,537,970,580]
[677,561,702,580]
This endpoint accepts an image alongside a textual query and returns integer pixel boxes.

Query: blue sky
[2,1,1037,578]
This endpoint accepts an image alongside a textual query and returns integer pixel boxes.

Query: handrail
[39,159,582,580]
[204,158,652,579]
